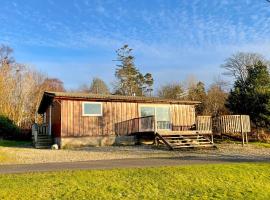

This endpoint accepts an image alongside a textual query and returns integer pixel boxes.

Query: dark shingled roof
[38,91,201,113]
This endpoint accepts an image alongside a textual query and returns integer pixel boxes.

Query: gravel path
[1,157,269,174]
[0,143,269,165]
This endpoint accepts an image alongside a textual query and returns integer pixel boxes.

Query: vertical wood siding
[170,104,196,127]
[60,100,196,137]
[61,100,138,137]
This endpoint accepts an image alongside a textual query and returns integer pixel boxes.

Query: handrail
[115,115,155,135]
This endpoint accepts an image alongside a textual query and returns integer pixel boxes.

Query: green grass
[250,142,270,148]
[0,151,10,163]
[0,163,270,200]
[0,139,31,147]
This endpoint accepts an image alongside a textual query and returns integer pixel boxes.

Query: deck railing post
[48,105,52,136]
[154,115,157,134]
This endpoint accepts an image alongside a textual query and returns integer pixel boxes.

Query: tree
[76,84,90,93]
[143,73,154,96]
[114,44,154,96]
[221,52,269,83]
[0,44,66,127]
[204,83,228,117]
[157,83,183,99]
[226,61,270,128]
[89,77,110,94]
[187,81,207,114]
[0,44,14,66]
[40,78,65,92]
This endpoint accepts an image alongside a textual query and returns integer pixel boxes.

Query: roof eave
[37,92,56,114]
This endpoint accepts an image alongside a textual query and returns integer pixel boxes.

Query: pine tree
[114,44,154,96]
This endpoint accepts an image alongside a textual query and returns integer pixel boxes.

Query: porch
[115,115,214,150]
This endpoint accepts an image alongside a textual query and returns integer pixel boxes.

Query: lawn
[0,140,31,163]
[0,139,31,147]
[251,142,270,148]
[0,163,269,200]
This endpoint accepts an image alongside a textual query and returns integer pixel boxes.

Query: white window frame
[82,102,103,117]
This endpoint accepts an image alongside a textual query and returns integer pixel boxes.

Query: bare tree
[90,77,110,94]
[221,52,269,83]
[0,44,66,127]
[157,83,183,99]
[204,82,229,117]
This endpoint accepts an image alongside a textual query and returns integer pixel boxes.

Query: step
[35,145,51,149]
[161,136,205,139]
[35,142,52,145]
[164,138,206,141]
[172,143,214,148]
[36,138,52,141]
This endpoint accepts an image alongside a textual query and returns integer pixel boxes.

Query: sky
[1,0,270,91]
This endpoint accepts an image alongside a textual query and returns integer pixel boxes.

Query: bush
[0,115,21,140]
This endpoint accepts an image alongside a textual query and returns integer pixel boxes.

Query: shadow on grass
[0,139,32,148]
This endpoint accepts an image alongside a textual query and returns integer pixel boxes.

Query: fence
[216,115,251,135]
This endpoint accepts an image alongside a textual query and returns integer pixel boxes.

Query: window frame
[82,102,103,117]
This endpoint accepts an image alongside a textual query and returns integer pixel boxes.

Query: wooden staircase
[155,132,215,150]
[33,134,53,149]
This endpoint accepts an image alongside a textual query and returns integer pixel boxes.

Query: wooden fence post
[240,115,244,146]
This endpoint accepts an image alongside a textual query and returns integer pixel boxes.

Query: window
[82,102,103,116]
[140,107,155,117]
[139,105,171,130]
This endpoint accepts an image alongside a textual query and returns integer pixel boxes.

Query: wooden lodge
[34,91,214,149]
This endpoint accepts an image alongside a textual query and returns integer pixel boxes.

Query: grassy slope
[0,163,270,200]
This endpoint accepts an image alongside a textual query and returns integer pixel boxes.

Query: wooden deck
[158,130,212,136]
[115,115,213,136]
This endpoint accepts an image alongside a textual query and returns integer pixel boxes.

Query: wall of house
[60,99,196,137]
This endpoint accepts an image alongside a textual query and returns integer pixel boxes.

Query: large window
[139,105,171,130]
[82,102,103,116]
[140,107,155,117]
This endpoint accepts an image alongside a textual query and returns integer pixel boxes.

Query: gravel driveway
[0,143,269,165]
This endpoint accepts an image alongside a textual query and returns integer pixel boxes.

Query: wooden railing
[172,125,194,131]
[38,123,48,135]
[196,116,212,134]
[115,116,155,136]
[157,121,172,130]
[216,115,251,134]
[115,115,214,136]
[32,123,48,136]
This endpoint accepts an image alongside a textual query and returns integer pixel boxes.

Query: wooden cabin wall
[170,104,196,127]
[60,100,196,137]
[61,100,139,137]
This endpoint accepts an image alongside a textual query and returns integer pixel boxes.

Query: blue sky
[1,0,270,90]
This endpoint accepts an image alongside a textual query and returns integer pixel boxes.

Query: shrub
[0,115,21,140]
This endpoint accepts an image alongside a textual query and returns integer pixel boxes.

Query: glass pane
[140,107,155,117]
[156,107,170,121]
[84,103,102,115]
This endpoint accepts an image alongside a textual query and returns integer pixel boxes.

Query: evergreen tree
[226,61,270,128]
[114,45,154,96]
